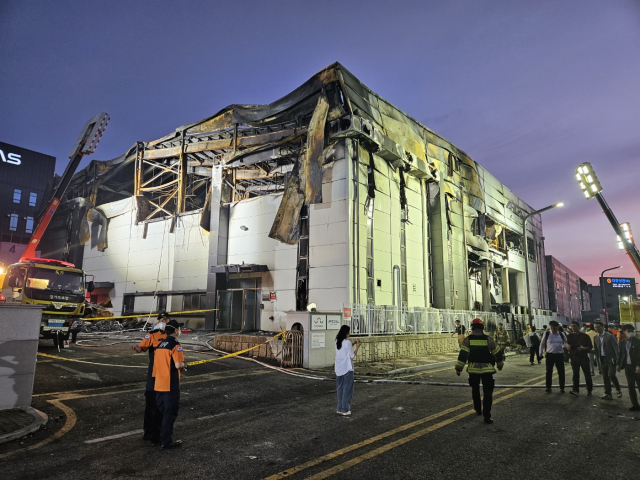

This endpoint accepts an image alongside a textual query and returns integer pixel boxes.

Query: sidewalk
[354,353,460,376]
[353,350,519,376]
[0,407,48,444]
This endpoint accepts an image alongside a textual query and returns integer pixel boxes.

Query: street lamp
[523,202,564,323]
[600,265,622,324]
[576,162,640,276]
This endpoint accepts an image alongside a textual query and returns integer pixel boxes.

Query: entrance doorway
[216,289,261,331]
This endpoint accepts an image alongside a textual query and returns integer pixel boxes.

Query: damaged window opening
[447,152,459,177]
[365,197,375,304]
[505,230,523,254]
[527,237,536,261]
[399,171,408,306]
[296,205,309,311]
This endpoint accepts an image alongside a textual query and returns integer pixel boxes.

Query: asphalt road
[1,335,639,479]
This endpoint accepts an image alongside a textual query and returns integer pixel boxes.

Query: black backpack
[530,333,540,346]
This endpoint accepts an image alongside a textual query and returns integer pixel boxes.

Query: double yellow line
[263,372,548,479]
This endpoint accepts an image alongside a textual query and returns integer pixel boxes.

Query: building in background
[588,277,637,323]
[545,255,590,324]
[41,63,555,332]
[0,142,55,267]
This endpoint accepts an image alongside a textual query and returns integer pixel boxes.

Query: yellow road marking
[306,381,545,480]
[2,370,270,458]
[263,373,547,480]
[0,400,77,460]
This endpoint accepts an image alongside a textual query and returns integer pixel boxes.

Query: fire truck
[0,113,108,345]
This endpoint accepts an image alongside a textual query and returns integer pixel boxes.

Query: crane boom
[20,113,110,261]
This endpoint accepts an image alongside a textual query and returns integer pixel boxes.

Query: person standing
[335,325,361,416]
[539,320,567,393]
[525,326,541,365]
[153,319,185,449]
[594,321,622,400]
[133,315,168,442]
[586,325,599,375]
[494,323,510,361]
[452,319,467,349]
[566,321,593,396]
[617,324,640,412]
[455,318,504,424]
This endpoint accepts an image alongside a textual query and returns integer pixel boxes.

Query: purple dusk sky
[1,1,639,287]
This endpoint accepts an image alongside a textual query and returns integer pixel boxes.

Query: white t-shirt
[335,339,355,377]
[540,331,565,355]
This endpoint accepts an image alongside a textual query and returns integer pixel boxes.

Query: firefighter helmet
[471,318,485,328]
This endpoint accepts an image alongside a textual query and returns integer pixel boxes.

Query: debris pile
[80,318,150,333]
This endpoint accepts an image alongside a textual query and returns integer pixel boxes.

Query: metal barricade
[281,330,303,367]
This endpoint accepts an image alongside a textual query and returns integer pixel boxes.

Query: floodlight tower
[576,163,640,276]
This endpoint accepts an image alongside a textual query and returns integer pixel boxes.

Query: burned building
[42,63,553,331]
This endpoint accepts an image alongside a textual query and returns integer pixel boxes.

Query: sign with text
[343,307,351,318]
[311,332,325,349]
[311,314,326,330]
[607,278,633,289]
[327,315,341,330]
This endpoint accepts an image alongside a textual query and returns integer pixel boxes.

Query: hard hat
[471,318,485,328]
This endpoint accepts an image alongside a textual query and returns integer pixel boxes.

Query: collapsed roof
[62,62,487,246]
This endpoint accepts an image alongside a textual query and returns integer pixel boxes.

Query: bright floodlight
[575,162,602,199]
[556,202,564,207]
[617,222,634,250]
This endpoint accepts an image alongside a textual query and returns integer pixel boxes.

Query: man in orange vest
[153,319,185,449]
[133,313,168,442]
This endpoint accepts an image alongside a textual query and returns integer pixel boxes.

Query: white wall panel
[309,222,348,247]
[309,265,349,289]
[309,244,349,268]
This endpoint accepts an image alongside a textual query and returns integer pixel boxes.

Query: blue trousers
[156,390,180,446]
[336,371,354,413]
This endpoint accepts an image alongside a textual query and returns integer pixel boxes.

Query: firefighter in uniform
[494,322,510,362]
[455,318,504,424]
[133,313,169,442]
[153,319,185,449]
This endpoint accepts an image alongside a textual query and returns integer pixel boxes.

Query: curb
[386,351,517,376]
[387,359,457,375]
[0,407,48,444]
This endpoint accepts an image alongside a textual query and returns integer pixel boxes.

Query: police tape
[36,331,287,369]
[81,309,218,322]
[186,331,286,366]
[37,352,147,369]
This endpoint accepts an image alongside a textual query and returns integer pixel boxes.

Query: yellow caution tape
[37,352,147,369]
[187,331,286,366]
[82,309,218,322]
[38,330,288,369]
